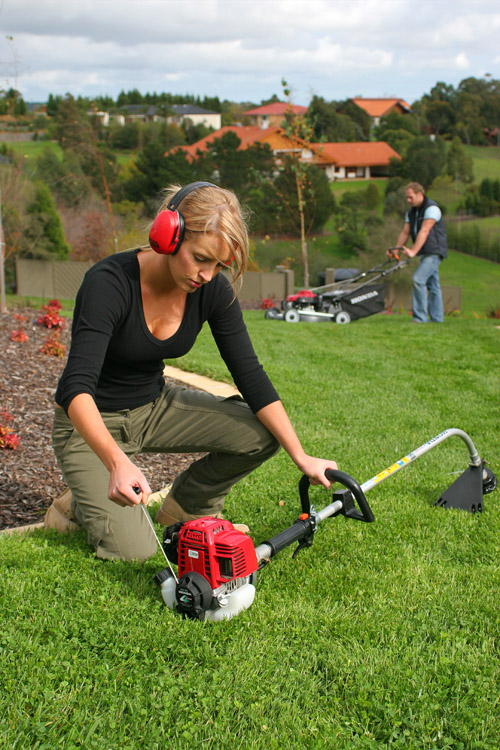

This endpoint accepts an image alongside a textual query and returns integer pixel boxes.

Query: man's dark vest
[408,195,447,259]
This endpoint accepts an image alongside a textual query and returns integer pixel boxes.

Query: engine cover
[177,517,258,589]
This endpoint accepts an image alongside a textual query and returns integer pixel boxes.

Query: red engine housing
[177,518,258,589]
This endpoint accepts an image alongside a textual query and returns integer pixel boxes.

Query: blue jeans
[412,255,444,323]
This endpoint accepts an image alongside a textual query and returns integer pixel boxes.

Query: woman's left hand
[297,455,339,489]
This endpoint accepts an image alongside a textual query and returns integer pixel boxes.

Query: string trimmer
[148,428,496,622]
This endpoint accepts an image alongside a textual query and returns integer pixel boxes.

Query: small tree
[25,182,70,260]
[279,79,319,287]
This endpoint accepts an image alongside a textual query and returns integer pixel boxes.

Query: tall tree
[392,136,447,189]
[54,95,119,248]
[24,182,70,259]
[446,137,474,186]
[308,95,361,142]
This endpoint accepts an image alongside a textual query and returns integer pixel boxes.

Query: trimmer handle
[299,469,374,523]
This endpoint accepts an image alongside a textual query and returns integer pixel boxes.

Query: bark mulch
[0,308,202,531]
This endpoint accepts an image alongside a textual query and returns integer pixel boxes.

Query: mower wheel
[335,311,351,324]
[265,307,281,319]
[482,466,498,495]
[284,309,300,323]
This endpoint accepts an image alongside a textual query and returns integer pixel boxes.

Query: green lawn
[440,249,500,316]
[453,215,500,240]
[330,178,372,197]
[2,139,63,161]
[1,312,499,748]
[463,145,500,182]
[2,139,135,166]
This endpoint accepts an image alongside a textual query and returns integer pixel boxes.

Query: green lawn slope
[2,302,499,749]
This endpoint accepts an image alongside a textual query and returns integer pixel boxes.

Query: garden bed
[0,308,200,530]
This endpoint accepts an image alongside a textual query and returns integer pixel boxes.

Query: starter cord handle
[299,470,375,523]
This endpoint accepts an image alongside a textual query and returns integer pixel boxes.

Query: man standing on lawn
[393,182,447,323]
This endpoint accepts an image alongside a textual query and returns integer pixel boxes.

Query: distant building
[87,110,110,127]
[168,125,319,164]
[243,102,308,129]
[312,141,401,181]
[167,104,221,131]
[117,105,163,123]
[25,102,48,115]
[349,98,412,127]
[167,125,400,181]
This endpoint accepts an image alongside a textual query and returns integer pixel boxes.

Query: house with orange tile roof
[170,125,328,167]
[167,126,400,181]
[313,142,401,180]
[243,102,308,129]
[349,98,412,127]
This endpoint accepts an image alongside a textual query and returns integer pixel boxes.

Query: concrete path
[163,365,240,398]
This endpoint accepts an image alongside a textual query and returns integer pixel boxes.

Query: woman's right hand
[108,455,152,507]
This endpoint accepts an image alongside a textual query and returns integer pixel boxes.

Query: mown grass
[463,145,500,183]
[6,295,75,314]
[3,139,63,161]
[452,215,500,242]
[439,250,500,316]
[1,313,499,749]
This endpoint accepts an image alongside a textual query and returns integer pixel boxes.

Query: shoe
[44,487,80,533]
[154,492,249,534]
[146,483,172,506]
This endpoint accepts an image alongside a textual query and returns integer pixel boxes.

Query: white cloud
[455,53,470,70]
[0,0,498,103]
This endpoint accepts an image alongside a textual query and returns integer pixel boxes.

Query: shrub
[0,409,20,450]
[10,329,28,343]
[39,330,66,358]
[37,300,65,329]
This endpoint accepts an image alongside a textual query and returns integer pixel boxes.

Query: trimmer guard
[435,461,492,513]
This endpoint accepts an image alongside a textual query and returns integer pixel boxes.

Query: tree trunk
[0,188,7,313]
[296,171,309,288]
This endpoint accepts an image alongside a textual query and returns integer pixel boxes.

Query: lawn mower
[145,428,496,622]
[265,250,409,324]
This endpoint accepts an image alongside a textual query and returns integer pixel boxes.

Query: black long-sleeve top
[55,250,279,415]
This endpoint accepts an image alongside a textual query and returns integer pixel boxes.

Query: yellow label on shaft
[373,456,410,485]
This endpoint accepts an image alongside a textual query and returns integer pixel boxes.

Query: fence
[14,258,461,313]
[386,282,462,314]
[16,259,94,300]
[15,258,295,303]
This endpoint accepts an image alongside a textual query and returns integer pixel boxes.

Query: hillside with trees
[1,75,499,293]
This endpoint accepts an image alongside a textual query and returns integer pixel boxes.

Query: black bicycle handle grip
[299,470,374,523]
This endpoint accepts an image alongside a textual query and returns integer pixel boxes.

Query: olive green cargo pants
[52,385,279,562]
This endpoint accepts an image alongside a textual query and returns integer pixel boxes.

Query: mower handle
[299,469,375,523]
[387,246,403,261]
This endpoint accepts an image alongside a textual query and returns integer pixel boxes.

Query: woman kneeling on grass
[47,182,339,561]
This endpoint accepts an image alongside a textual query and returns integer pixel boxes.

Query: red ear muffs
[149,181,218,256]
[149,209,185,255]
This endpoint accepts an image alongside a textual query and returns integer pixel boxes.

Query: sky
[0,0,499,107]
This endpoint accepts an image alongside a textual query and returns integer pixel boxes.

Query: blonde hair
[159,184,249,286]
